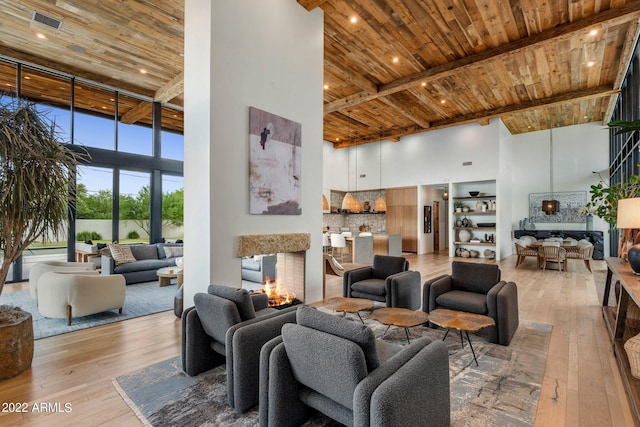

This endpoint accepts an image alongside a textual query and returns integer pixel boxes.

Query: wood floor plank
[0,253,634,426]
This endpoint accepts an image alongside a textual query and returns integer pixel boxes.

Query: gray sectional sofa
[101,243,183,284]
[241,255,277,283]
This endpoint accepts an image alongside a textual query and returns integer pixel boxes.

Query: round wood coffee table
[428,308,495,366]
[156,267,183,288]
[324,297,374,323]
[369,307,429,344]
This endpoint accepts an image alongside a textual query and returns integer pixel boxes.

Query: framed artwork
[424,205,432,233]
[249,107,302,215]
[528,191,587,223]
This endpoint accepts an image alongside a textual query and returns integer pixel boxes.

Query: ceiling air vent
[32,11,62,30]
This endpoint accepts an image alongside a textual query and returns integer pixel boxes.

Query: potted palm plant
[0,98,84,380]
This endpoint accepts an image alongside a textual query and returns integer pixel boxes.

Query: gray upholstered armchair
[343,255,420,309]
[259,305,450,427]
[423,261,519,346]
[182,284,296,412]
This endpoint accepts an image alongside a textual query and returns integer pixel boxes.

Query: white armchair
[37,271,126,325]
[29,261,96,300]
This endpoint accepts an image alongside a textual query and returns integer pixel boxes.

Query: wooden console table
[603,257,640,425]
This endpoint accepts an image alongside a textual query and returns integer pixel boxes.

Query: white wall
[498,120,514,259]
[184,1,324,307]
[510,123,609,254]
[323,120,610,257]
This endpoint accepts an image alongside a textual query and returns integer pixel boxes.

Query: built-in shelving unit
[450,181,499,259]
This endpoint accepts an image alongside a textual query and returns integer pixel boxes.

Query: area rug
[114,309,551,427]
[0,281,177,339]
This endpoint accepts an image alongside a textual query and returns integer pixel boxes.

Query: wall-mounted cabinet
[450,181,499,260]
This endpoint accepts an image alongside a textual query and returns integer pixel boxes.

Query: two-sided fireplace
[237,233,310,304]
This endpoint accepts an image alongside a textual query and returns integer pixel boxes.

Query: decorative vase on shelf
[458,229,472,242]
[586,214,593,231]
[462,206,470,213]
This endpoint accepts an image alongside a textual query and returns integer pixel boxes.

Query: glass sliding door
[162,175,184,241]
[76,166,113,244]
[119,171,151,243]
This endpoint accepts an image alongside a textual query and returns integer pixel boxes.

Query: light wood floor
[0,253,635,426]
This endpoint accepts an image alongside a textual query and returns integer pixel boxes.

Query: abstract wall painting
[249,107,302,215]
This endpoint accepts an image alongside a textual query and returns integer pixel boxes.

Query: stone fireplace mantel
[237,233,311,258]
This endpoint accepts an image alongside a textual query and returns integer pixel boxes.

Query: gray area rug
[0,281,177,339]
[114,308,551,427]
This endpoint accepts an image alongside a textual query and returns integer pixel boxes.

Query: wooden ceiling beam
[154,71,184,103]
[297,0,329,12]
[378,96,430,129]
[120,101,152,124]
[324,2,640,115]
[333,85,618,148]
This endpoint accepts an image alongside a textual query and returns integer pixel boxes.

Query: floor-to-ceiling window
[608,41,640,256]
[0,57,184,280]
[76,166,113,244]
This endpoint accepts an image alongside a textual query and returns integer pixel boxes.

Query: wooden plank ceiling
[0,1,638,145]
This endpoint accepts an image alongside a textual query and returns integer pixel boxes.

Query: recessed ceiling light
[336,137,340,141]
[102,106,107,109]
[587,61,595,67]
[421,82,426,87]
[392,57,399,64]
[584,115,588,119]
[440,99,446,104]
[36,33,47,39]
[323,84,329,90]
[140,69,147,74]
[24,76,31,80]
[69,44,86,54]
[590,30,598,36]
[350,16,357,24]
[528,125,531,129]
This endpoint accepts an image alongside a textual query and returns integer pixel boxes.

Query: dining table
[527,240,580,270]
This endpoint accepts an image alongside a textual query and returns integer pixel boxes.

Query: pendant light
[542,125,560,215]
[352,139,362,213]
[341,112,356,212]
[340,147,356,211]
[374,130,387,212]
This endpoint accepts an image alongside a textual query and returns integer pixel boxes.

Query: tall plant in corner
[0,99,83,297]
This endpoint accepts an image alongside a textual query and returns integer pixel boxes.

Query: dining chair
[539,242,567,272]
[322,233,330,253]
[330,233,347,262]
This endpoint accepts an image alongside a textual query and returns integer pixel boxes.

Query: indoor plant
[586,120,640,257]
[0,98,84,380]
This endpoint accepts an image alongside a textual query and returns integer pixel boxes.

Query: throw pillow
[164,246,184,258]
[108,244,137,266]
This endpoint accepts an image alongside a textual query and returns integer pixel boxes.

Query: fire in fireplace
[262,277,296,307]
